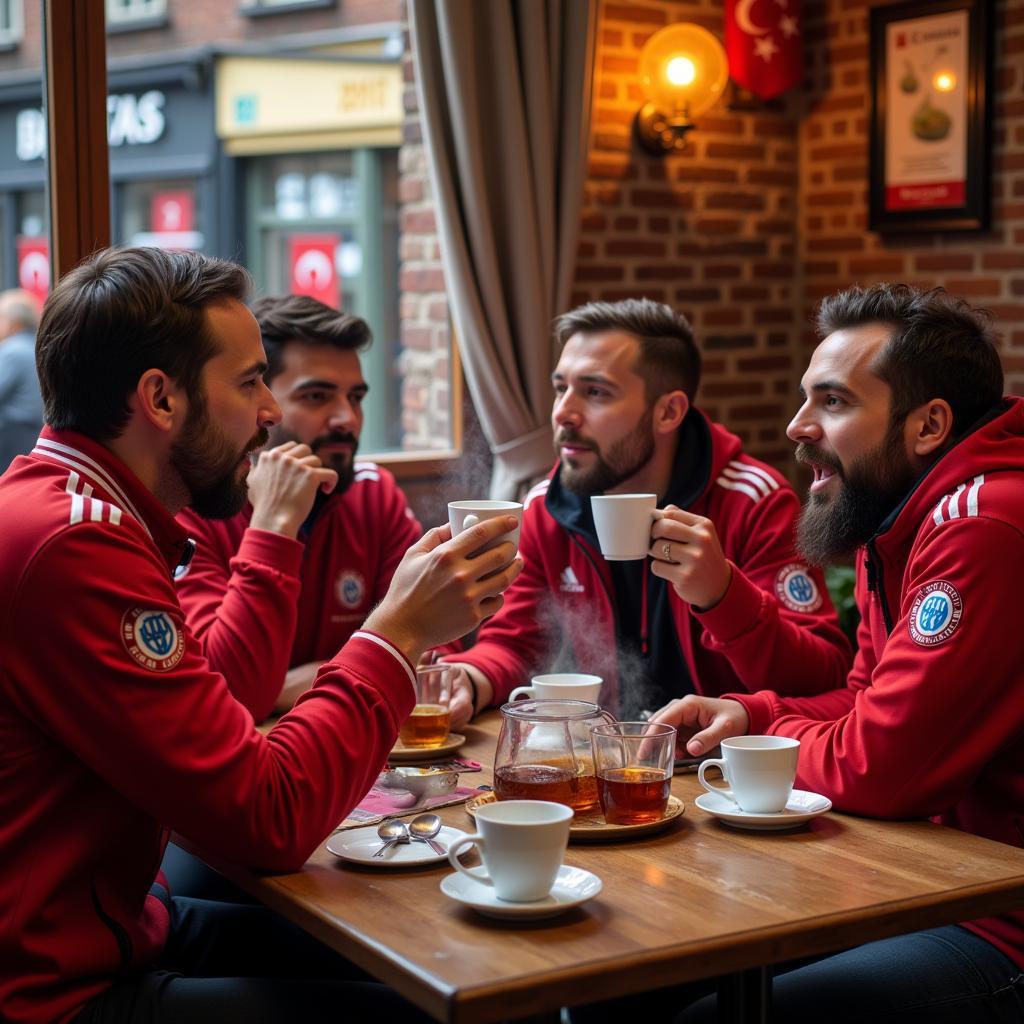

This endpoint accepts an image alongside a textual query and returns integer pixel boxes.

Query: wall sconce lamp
[635,23,729,155]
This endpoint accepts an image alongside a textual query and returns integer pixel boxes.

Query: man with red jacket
[445,299,851,724]
[176,296,421,722]
[653,284,1024,1022]
[0,247,521,1024]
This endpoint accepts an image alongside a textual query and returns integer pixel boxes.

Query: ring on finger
[661,541,672,561]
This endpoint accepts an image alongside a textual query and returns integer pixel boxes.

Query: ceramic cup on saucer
[446,799,572,902]
[697,736,800,814]
[508,672,603,704]
[589,494,657,561]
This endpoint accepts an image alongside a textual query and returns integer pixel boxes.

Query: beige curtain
[409,0,597,499]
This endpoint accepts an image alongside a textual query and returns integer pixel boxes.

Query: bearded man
[442,298,852,724]
[177,295,420,721]
[651,284,1024,1024]
[0,247,522,1023]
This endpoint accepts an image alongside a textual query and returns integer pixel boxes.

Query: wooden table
[209,714,1024,1023]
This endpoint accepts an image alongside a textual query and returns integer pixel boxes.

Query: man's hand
[248,442,338,539]
[445,665,494,729]
[649,505,732,610]
[273,661,322,714]
[364,517,523,666]
[648,694,750,756]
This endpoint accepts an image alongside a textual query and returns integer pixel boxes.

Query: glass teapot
[493,699,615,813]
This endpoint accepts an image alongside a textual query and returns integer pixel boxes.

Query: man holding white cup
[443,298,851,723]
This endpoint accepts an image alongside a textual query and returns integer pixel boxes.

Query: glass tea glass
[493,699,614,813]
[591,721,676,825]
[399,664,453,748]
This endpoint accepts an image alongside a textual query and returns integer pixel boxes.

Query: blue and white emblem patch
[908,580,963,647]
[774,563,822,613]
[335,569,366,609]
[121,607,185,671]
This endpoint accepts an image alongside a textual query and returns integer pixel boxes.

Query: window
[119,179,203,252]
[247,150,402,453]
[0,0,23,48]
[240,0,335,15]
[106,0,167,29]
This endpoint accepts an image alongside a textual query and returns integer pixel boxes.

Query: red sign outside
[17,237,50,305]
[289,235,340,308]
[151,191,194,233]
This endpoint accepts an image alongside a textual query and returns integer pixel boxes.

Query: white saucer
[326,824,467,867]
[695,789,832,830]
[440,864,602,920]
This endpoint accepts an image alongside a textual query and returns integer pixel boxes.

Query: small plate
[389,733,467,763]
[440,864,602,920]
[465,792,684,841]
[694,789,832,831]
[326,824,467,867]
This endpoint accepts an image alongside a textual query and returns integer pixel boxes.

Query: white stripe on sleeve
[351,630,417,693]
[966,474,984,517]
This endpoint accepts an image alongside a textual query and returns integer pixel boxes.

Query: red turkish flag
[725,0,803,100]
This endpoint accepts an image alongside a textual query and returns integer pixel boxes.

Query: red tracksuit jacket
[176,464,421,721]
[457,410,852,708]
[0,429,416,1023]
[730,397,1024,969]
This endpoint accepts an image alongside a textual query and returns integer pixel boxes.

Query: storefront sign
[216,58,402,140]
[17,237,49,304]
[289,235,339,308]
[15,90,167,162]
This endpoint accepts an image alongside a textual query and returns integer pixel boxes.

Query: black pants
[76,895,434,1023]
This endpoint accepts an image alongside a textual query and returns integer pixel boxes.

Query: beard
[556,407,655,497]
[267,425,359,493]
[795,424,917,566]
[170,395,267,520]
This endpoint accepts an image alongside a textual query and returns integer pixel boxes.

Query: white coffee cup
[590,493,657,561]
[508,672,603,704]
[448,500,522,555]
[446,800,573,902]
[697,736,800,814]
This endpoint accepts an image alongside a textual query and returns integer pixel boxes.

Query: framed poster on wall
[869,0,991,232]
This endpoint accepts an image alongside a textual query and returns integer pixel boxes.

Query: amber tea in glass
[591,722,676,825]
[399,665,453,748]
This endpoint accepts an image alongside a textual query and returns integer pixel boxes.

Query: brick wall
[397,26,455,453]
[576,0,1023,482]
[801,0,1024,397]
[576,0,803,473]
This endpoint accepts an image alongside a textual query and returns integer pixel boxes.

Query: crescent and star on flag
[726,0,803,99]
[734,0,800,63]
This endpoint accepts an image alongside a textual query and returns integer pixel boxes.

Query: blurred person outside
[176,295,420,722]
[0,289,43,472]
[0,247,521,1024]
[442,298,852,727]
[649,284,1024,1023]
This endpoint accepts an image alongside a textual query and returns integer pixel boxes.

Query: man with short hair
[176,295,420,720]
[652,284,1024,1022]
[0,247,521,1023]
[445,298,851,725]
[0,288,43,472]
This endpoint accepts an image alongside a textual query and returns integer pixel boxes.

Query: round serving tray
[465,791,684,842]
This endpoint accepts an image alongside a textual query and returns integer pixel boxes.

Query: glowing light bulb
[666,56,696,87]
[933,71,956,92]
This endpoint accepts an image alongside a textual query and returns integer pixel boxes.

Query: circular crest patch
[774,563,822,613]
[335,569,366,609]
[121,607,185,672]
[908,580,963,647]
